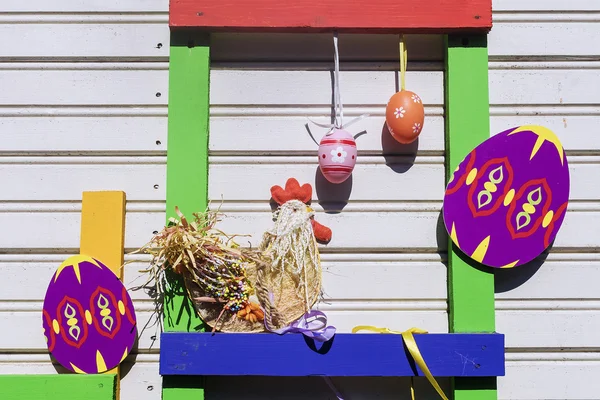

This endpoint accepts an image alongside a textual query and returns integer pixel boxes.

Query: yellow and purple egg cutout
[442,125,570,269]
[42,255,137,374]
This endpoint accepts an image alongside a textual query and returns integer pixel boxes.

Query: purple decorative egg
[42,255,137,373]
[443,125,570,268]
[318,129,357,184]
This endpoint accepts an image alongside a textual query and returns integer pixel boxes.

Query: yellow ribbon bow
[352,326,449,400]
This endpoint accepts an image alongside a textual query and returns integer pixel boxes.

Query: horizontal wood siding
[490,1,600,399]
[0,2,168,400]
[0,0,598,399]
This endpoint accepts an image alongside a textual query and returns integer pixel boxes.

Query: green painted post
[0,374,117,400]
[162,32,211,400]
[445,35,498,400]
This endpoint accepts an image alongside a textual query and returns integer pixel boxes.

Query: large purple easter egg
[318,129,357,184]
[443,125,570,268]
[42,255,137,373]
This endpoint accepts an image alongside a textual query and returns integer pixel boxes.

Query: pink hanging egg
[318,129,357,184]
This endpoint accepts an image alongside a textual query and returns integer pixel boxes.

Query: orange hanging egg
[385,90,425,144]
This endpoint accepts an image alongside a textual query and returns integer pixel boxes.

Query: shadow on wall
[118,335,139,379]
[381,121,418,173]
[435,209,550,292]
[494,245,550,293]
[205,375,452,400]
[48,336,139,377]
[435,210,450,258]
[315,167,353,214]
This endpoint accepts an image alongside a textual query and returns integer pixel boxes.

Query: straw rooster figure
[256,178,332,330]
[270,178,332,244]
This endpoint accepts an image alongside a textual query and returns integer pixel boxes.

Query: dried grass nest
[131,207,270,333]
[132,196,325,333]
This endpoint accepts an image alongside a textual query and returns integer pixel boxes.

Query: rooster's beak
[306,206,314,213]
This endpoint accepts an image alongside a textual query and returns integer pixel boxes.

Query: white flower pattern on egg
[413,122,422,133]
[330,147,347,163]
[394,107,406,119]
[411,94,422,104]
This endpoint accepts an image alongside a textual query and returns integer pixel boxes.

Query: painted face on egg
[42,255,137,373]
[443,125,570,268]
[318,129,357,184]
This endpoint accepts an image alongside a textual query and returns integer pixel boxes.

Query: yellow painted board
[80,191,127,398]
[80,191,126,278]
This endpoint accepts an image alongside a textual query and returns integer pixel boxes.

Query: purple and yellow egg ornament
[42,255,137,373]
[442,125,570,269]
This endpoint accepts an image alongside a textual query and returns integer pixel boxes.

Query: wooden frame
[169,0,493,33]
[162,32,211,400]
[445,34,497,400]
[160,332,504,377]
[162,5,499,400]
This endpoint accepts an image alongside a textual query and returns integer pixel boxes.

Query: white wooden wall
[0,0,598,399]
[0,1,168,399]
[206,33,449,399]
[490,1,600,399]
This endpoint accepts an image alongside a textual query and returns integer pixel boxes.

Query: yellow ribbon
[352,326,449,400]
[399,34,407,91]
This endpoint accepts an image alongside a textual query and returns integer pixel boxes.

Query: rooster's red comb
[270,178,312,205]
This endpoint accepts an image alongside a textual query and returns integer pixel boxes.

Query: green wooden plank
[445,35,497,400]
[0,374,116,400]
[162,32,211,400]
[454,378,498,400]
[163,32,209,334]
[162,376,205,400]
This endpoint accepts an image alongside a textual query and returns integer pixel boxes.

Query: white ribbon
[333,32,343,129]
[307,32,369,137]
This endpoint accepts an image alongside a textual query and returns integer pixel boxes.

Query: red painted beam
[169,0,492,33]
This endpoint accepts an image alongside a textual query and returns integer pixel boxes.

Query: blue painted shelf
[160,332,505,377]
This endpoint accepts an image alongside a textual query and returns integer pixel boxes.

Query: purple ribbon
[266,309,336,342]
[263,306,342,397]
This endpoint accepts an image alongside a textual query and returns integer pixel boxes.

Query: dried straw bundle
[131,207,266,332]
[132,185,326,334]
[257,199,322,331]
